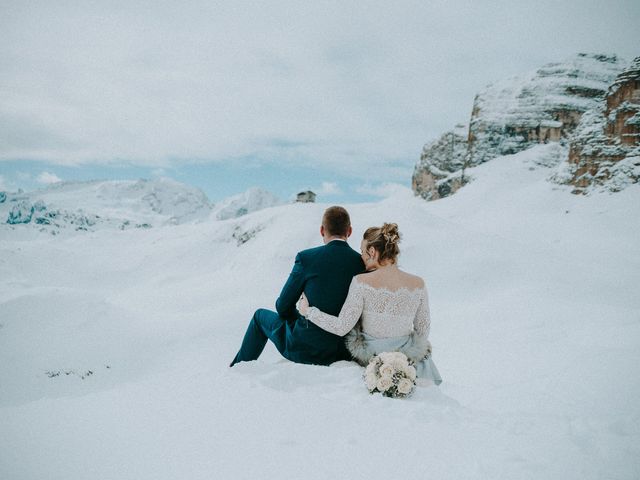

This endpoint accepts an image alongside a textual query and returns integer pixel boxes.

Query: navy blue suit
[231,239,365,366]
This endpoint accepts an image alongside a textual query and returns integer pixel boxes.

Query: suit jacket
[275,239,366,365]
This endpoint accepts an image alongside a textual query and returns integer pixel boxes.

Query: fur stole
[345,326,433,366]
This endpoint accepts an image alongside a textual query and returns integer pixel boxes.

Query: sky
[1,0,638,203]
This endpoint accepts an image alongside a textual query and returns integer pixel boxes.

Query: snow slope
[1,145,639,479]
[210,187,283,221]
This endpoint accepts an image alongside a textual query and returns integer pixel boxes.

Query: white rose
[391,357,409,371]
[379,363,395,377]
[379,352,395,364]
[397,378,414,395]
[365,362,378,375]
[377,375,393,392]
[365,373,378,391]
[404,365,417,381]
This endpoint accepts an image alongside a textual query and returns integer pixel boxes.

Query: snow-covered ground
[1,145,639,479]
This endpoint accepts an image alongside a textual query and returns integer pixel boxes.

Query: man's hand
[298,293,310,317]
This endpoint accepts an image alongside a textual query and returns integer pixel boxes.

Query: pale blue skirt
[356,332,442,385]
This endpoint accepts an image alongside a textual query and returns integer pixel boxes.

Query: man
[230,206,366,366]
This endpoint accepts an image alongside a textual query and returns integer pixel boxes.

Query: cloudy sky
[1,0,638,202]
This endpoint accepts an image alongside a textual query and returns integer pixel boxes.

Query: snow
[211,187,283,221]
[1,147,639,479]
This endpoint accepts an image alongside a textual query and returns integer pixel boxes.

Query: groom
[230,206,365,366]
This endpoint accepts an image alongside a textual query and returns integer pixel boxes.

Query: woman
[299,223,442,385]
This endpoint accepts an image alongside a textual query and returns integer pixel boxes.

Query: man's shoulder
[297,244,326,260]
[298,241,360,259]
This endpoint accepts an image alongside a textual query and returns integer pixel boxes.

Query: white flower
[397,378,414,395]
[378,352,395,364]
[379,363,395,377]
[391,357,409,371]
[404,365,417,381]
[365,373,378,391]
[365,361,378,375]
[377,375,393,392]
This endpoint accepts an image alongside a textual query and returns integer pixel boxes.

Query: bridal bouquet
[364,351,416,398]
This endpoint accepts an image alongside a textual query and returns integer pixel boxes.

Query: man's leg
[229,308,288,366]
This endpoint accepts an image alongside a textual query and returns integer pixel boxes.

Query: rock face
[7,201,34,224]
[412,124,469,200]
[566,57,640,192]
[468,54,622,165]
[413,53,630,200]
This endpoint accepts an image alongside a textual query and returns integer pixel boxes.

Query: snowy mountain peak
[1,178,213,233]
[211,187,283,221]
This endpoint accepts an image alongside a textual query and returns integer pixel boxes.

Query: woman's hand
[298,293,310,317]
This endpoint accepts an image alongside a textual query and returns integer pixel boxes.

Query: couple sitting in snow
[230,206,441,386]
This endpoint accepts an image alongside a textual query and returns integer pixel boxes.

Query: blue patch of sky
[0,159,405,204]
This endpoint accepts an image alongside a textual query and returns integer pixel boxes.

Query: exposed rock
[467,53,623,166]
[232,224,264,246]
[412,124,469,200]
[7,201,34,224]
[0,192,6,203]
[566,57,640,193]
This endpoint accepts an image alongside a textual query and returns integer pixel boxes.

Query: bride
[299,222,442,385]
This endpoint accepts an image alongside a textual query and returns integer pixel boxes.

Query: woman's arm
[300,277,364,336]
[414,287,431,337]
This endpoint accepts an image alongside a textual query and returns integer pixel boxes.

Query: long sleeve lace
[414,287,431,337]
[306,278,364,336]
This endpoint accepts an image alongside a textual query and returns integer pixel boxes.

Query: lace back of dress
[355,280,426,338]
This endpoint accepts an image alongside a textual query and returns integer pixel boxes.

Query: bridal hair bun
[381,223,400,247]
[363,223,401,264]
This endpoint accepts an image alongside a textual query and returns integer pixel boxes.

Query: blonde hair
[363,223,401,264]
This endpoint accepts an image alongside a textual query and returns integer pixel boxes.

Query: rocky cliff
[565,57,640,192]
[412,124,468,200]
[413,53,636,200]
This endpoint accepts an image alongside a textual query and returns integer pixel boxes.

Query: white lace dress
[306,277,442,384]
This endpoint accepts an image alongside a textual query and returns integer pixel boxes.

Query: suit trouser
[230,309,288,366]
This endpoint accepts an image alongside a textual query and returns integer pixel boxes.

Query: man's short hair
[322,206,351,237]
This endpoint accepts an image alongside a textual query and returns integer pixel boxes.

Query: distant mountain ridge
[0,179,282,233]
